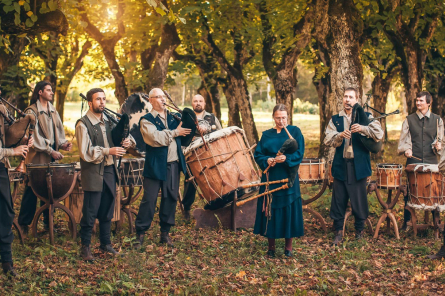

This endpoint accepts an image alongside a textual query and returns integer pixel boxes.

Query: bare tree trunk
[314,0,364,158]
[258,0,314,124]
[222,80,242,128]
[78,0,128,104]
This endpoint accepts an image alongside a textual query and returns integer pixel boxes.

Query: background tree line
[1,0,444,155]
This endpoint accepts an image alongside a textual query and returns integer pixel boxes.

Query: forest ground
[2,110,445,295]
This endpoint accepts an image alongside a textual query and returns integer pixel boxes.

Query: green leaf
[13,2,20,13]
[4,5,15,13]
[24,2,30,11]
[14,12,20,26]
[48,0,57,11]
[25,18,33,27]
[30,14,37,22]
[155,7,166,16]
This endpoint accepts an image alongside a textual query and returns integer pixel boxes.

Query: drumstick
[411,155,422,161]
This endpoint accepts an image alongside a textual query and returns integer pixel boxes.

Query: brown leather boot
[99,244,121,256]
[184,210,191,222]
[427,245,445,260]
[2,262,17,277]
[333,230,343,246]
[80,245,95,262]
[133,234,145,250]
[160,232,174,247]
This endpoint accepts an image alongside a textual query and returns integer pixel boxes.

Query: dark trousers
[0,163,14,263]
[135,162,180,235]
[330,160,369,232]
[182,172,196,212]
[17,186,49,226]
[80,166,116,246]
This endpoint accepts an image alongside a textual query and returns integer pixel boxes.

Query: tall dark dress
[253,125,305,239]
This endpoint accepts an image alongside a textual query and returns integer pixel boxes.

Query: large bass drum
[183,127,260,210]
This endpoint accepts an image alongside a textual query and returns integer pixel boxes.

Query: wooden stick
[240,178,288,189]
[411,155,422,161]
[236,183,289,207]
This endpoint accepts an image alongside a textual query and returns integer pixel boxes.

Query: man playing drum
[324,87,383,246]
[18,81,72,235]
[182,94,222,221]
[133,88,191,248]
[0,96,33,276]
[397,91,443,231]
[76,88,135,261]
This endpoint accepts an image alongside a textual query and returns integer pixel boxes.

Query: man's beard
[93,106,104,113]
[193,106,204,113]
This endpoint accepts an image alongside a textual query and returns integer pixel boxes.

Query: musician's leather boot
[332,230,343,246]
[355,230,364,240]
[284,250,293,258]
[400,221,410,232]
[184,210,191,222]
[99,244,121,256]
[266,250,275,258]
[20,225,29,236]
[427,245,445,260]
[80,245,95,262]
[133,234,145,250]
[2,262,17,277]
[160,232,174,247]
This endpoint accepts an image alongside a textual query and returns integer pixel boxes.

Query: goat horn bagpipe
[79,93,129,167]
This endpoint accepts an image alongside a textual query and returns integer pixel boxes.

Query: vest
[25,103,60,165]
[331,113,372,181]
[406,112,440,165]
[140,112,186,181]
[76,115,117,192]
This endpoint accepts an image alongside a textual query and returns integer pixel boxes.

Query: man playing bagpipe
[75,88,136,261]
[324,87,384,246]
[133,88,191,249]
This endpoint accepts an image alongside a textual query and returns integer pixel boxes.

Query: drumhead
[183,126,244,157]
[301,158,325,164]
[376,163,403,169]
[405,163,439,173]
[26,162,76,169]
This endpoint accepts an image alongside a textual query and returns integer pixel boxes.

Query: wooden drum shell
[406,164,445,207]
[185,128,259,203]
[376,163,402,189]
[298,158,325,183]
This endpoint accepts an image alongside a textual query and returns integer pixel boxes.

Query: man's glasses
[150,95,167,99]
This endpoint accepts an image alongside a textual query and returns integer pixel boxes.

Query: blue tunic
[253,126,305,238]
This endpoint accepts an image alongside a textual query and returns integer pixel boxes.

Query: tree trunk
[0,36,28,79]
[314,0,364,158]
[229,75,258,144]
[272,66,297,123]
[430,76,445,118]
[56,89,67,122]
[222,81,241,128]
[102,47,128,104]
[313,46,334,159]
[372,73,392,142]
[197,82,212,111]
[401,46,422,114]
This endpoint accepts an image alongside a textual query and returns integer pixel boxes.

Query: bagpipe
[0,95,36,173]
[79,93,129,167]
[347,94,400,154]
[140,91,209,149]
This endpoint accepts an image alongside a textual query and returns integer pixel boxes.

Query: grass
[4,109,445,295]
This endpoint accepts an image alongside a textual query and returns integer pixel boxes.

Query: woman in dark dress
[253,104,305,257]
